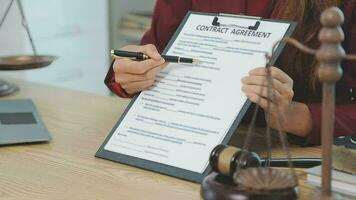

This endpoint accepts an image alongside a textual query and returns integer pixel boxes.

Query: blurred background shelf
[109,0,155,50]
[118,12,152,42]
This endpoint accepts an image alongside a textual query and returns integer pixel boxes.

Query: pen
[110,50,201,64]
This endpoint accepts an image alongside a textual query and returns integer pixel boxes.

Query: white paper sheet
[105,13,290,173]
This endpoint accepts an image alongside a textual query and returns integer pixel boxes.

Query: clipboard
[96,11,296,183]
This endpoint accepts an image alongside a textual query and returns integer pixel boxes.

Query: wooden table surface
[0,78,320,200]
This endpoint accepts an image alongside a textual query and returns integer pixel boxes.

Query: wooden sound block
[200,172,298,200]
[333,145,356,174]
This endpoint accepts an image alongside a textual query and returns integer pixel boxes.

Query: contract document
[96,12,295,182]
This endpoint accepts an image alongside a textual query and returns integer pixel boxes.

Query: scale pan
[0,55,57,70]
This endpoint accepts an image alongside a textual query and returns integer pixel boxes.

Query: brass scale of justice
[0,0,56,96]
[200,6,356,200]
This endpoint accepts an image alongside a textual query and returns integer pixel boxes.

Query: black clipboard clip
[212,13,261,31]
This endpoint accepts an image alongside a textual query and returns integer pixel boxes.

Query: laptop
[0,99,50,145]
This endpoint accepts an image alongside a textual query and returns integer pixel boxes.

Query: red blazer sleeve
[304,1,356,145]
[306,104,356,145]
[104,61,130,97]
[105,0,192,97]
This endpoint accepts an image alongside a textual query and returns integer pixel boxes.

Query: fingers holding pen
[114,57,165,74]
[120,44,162,61]
[122,79,156,95]
[116,63,167,84]
[116,62,167,95]
[139,44,162,60]
[114,44,164,74]
[112,44,167,95]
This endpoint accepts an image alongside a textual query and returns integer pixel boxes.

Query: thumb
[139,44,162,61]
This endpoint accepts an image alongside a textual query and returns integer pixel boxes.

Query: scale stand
[0,0,56,96]
[0,79,18,96]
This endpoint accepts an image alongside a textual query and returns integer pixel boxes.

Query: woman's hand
[241,67,312,136]
[113,44,167,95]
[241,67,294,116]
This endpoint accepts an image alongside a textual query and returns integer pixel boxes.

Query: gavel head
[209,144,261,177]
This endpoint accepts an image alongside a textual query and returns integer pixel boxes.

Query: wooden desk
[0,78,320,200]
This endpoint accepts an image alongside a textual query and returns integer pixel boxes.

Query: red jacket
[106,0,356,145]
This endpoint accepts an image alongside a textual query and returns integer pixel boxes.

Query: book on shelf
[305,165,356,199]
[122,12,152,25]
[118,12,152,42]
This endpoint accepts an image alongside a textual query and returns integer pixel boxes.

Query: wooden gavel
[209,144,321,177]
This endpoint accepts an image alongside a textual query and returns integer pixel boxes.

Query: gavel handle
[261,158,321,168]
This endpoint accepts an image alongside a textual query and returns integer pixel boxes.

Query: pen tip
[110,49,114,54]
[192,59,202,65]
